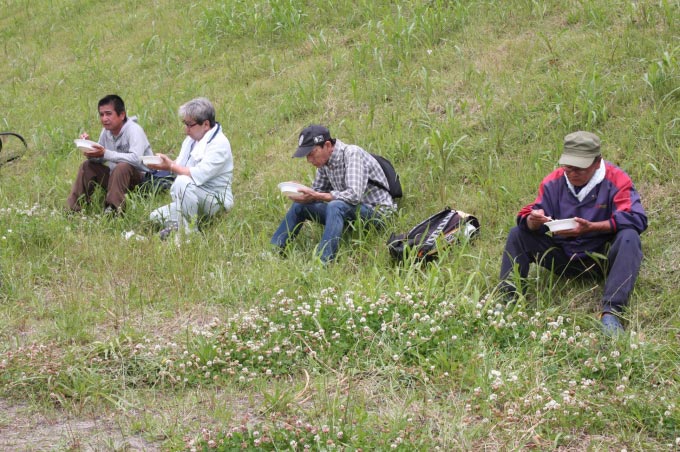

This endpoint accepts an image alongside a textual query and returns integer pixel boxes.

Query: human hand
[526,209,553,231]
[79,132,90,140]
[291,187,318,203]
[147,153,173,171]
[553,217,590,237]
[83,143,105,158]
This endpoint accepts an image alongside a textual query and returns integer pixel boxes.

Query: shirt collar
[564,158,606,202]
[324,139,343,167]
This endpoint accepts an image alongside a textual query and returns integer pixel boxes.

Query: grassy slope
[1,0,679,449]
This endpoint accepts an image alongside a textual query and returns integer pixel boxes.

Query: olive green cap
[559,131,601,168]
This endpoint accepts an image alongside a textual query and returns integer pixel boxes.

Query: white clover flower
[544,400,560,411]
[392,354,399,361]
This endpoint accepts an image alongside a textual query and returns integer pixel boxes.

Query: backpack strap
[0,132,28,149]
[0,132,28,167]
[420,209,457,250]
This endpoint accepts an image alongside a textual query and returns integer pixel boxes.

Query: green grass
[1,0,679,449]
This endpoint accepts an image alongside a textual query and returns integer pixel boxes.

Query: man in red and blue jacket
[498,131,647,334]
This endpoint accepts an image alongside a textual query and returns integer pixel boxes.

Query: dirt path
[0,399,159,451]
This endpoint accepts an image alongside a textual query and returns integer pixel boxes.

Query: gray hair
[179,97,216,127]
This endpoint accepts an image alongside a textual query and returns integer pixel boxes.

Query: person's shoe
[261,246,286,260]
[63,207,82,218]
[159,223,179,241]
[490,286,517,315]
[601,313,624,336]
[103,205,121,217]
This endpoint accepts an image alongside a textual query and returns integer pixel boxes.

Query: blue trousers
[271,200,383,262]
[498,227,642,314]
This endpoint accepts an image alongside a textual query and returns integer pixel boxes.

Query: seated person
[147,97,234,239]
[497,131,647,334]
[271,125,396,263]
[66,94,152,213]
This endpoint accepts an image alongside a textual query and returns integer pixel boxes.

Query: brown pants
[66,160,142,211]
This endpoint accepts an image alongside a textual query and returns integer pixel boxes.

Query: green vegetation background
[0,0,678,450]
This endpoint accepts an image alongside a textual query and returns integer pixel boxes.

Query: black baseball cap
[293,125,331,158]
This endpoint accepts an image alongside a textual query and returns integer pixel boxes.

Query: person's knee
[326,200,352,217]
[170,175,193,197]
[289,202,305,215]
[616,228,641,245]
[111,162,135,175]
[149,208,162,223]
[506,226,525,244]
[612,228,642,256]
[80,159,104,173]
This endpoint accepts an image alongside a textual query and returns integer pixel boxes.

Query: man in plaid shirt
[271,125,396,263]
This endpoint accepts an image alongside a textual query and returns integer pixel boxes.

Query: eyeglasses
[561,157,600,173]
[183,121,198,128]
[561,165,591,173]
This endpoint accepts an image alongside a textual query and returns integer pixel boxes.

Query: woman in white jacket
[148,97,234,239]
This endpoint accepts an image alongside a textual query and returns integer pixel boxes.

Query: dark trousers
[67,160,142,211]
[498,227,642,314]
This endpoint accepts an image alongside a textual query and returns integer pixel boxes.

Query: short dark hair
[98,94,126,116]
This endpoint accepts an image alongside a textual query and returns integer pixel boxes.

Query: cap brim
[292,145,314,158]
[558,153,595,168]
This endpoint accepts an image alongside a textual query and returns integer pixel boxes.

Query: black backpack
[138,170,176,194]
[387,207,480,262]
[0,132,28,167]
[370,154,402,199]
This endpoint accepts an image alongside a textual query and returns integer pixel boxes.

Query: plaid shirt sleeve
[331,146,366,205]
[321,141,396,209]
[311,167,332,192]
